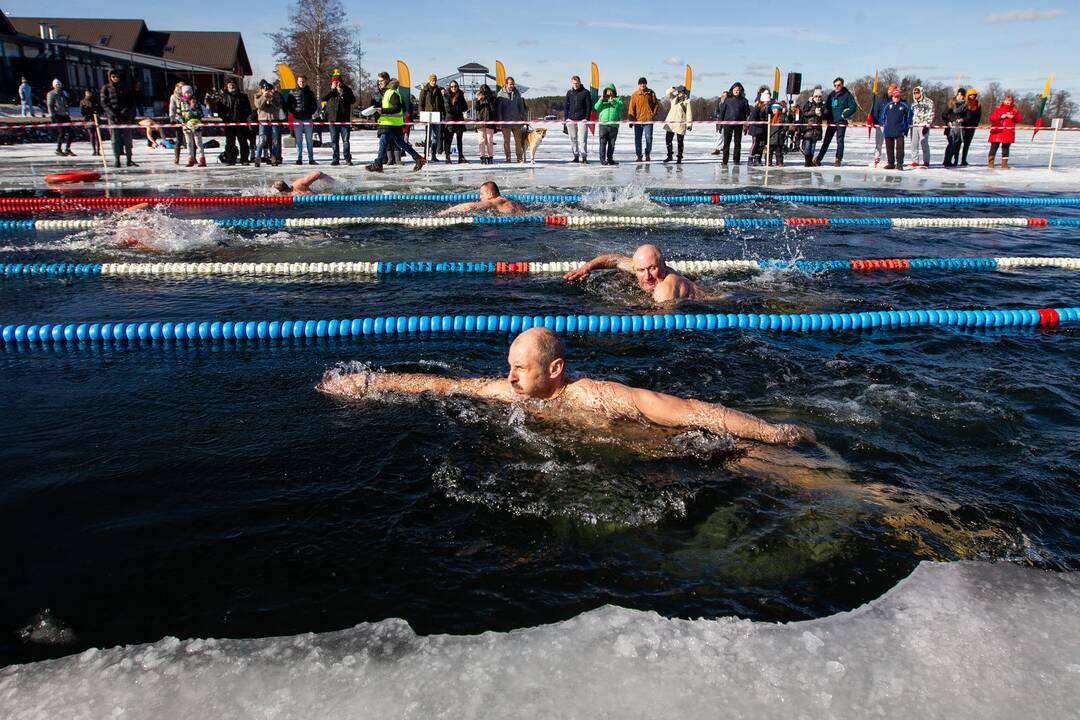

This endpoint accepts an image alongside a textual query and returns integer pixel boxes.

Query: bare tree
[269,0,354,98]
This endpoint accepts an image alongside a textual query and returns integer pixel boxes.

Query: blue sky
[6,1,1074,97]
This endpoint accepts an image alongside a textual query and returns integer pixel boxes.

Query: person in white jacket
[909,86,934,168]
[662,86,693,164]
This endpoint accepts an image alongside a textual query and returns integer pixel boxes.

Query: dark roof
[159,30,251,76]
[9,17,148,51]
[457,63,489,73]
[0,12,17,36]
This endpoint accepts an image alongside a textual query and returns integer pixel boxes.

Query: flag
[1032,74,1053,140]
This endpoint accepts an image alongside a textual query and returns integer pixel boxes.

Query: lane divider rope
[3,307,1075,345]
[4,193,1080,212]
[4,216,1080,232]
[4,257,1079,278]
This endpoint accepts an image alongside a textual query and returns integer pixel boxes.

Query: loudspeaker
[786,72,802,96]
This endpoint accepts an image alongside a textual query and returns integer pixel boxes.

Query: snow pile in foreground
[2,561,1078,719]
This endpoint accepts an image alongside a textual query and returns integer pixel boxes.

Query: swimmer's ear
[548,357,564,380]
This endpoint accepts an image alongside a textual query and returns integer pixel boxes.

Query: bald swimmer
[318,326,814,447]
[437,181,526,216]
[564,244,703,303]
[271,170,330,195]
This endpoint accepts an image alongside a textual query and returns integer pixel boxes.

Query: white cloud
[663,56,683,66]
[981,9,1068,24]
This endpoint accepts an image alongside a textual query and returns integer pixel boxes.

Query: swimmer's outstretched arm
[318,371,517,402]
[291,171,327,192]
[627,386,816,446]
[437,200,484,217]
[563,254,634,281]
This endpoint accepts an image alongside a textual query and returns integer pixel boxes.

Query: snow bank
[2,561,1077,719]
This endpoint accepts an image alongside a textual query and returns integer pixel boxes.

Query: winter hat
[52,79,62,88]
[330,69,342,80]
[812,87,822,97]
[181,85,194,97]
[966,88,978,97]
[676,85,688,96]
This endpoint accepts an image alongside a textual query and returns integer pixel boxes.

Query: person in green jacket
[594,83,624,165]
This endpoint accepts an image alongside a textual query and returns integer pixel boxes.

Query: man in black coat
[718,82,749,165]
[322,71,356,165]
[100,70,137,167]
[212,78,252,165]
[564,75,593,162]
[285,74,318,165]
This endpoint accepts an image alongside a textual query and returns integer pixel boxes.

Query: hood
[729,82,745,95]
[604,82,617,93]
[389,79,400,89]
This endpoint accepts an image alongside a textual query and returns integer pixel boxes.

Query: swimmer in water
[564,244,705,303]
[270,170,329,195]
[437,181,526,216]
[113,202,228,252]
[318,326,814,447]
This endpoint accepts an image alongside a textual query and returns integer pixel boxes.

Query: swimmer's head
[507,327,565,399]
[479,181,501,200]
[271,179,289,193]
[632,244,668,292]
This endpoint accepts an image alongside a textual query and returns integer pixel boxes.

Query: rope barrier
[4,257,1078,278]
[2,307,1075,345]
[4,192,1080,213]
[6,215,1079,233]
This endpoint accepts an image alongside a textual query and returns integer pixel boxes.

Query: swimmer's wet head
[507,327,566,400]
[480,181,501,200]
[632,244,668,293]
[271,180,290,193]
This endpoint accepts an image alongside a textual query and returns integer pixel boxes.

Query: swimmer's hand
[316,369,369,397]
[771,423,817,447]
[563,264,591,281]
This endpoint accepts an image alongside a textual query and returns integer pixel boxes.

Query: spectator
[767,101,789,166]
[474,83,497,165]
[167,81,187,165]
[909,86,934,168]
[711,90,728,155]
[627,77,660,163]
[254,79,283,167]
[46,79,74,157]
[942,88,966,167]
[211,78,252,166]
[496,76,528,163]
[960,88,982,166]
[286,74,318,165]
[19,77,34,117]
[747,87,770,165]
[815,77,856,166]
[800,88,827,167]
[878,86,912,170]
[988,95,1022,169]
[366,72,396,166]
[100,70,137,167]
[564,75,592,163]
[594,83,623,166]
[79,89,102,156]
[662,85,692,164]
[322,69,355,166]
[718,82,749,166]
[178,85,206,167]
[871,84,894,167]
[364,75,425,172]
[418,73,447,162]
[444,79,469,163]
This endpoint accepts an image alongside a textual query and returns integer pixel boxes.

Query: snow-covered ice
[4,126,1078,196]
[1,562,1077,719]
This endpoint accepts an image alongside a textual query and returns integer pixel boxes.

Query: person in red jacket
[988,95,1022,169]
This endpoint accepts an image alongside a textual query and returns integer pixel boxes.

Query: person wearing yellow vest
[366,72,426,172]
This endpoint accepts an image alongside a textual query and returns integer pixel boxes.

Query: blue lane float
[3,307,1076,345]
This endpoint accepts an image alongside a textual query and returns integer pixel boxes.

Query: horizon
[3,2,1074,98]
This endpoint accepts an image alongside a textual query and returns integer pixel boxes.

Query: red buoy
[44,171,101,185]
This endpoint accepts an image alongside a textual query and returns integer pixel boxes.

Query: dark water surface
[1,188,1078,667]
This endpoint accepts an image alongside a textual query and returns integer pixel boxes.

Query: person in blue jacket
[877,86,913,170]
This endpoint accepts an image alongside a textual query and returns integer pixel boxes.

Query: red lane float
[1027,218,1049,226]
[0,194,292,212]
[1037,308,1060,325]
[850,259,912,271]
[43,171,101,185]
[785,217,828,225]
